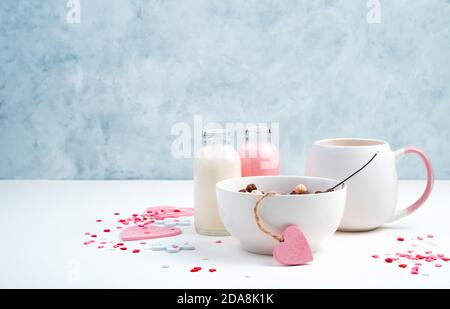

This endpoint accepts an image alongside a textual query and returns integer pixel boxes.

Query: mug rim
[314,137,388,148]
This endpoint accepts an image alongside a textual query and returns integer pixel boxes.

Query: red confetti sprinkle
[399,264,407,268]
[103,229,111,233]
[91,234,97,238]
[209,268,217,272]
[173,209,181,212]
[100,241,107,244]
[132,214,138,217]
[83,242,90,245]
[441,258,450,262]
[385,258,394,263]
[397,237,404,242]
[96,219,102,222]
[215,240,222,244]
[120,247,127,251]
[371,255,379,258]
[117,243,124,246]
[132,249,140,253]
[114,212,120,215]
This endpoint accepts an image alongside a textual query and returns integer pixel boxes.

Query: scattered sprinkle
[397,237,404,242]
[96,219,102,222]
[435,264,442,267]
[215,240,222,244]
[103,229,111,233]
[372,255,379,258]
[91,234,97,238]
[399,264,407,268]
[132,249,140,253]
[114,212,120,215]
[209,268,217,272]
[427,234,434,238]
[385,258,394,263]
[120,247,127,251]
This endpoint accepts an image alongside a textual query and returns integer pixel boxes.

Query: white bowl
[216,176,347,255]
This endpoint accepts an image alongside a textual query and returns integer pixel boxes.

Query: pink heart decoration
[273,225,313,266]
[121,224,181,241]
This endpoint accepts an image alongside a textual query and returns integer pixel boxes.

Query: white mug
[305,138,434,231]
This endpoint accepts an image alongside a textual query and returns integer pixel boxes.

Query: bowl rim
[216,175,346,197]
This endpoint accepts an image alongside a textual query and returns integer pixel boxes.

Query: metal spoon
[315,151,379,193]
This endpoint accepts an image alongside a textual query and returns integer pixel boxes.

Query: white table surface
[0,180,449,289]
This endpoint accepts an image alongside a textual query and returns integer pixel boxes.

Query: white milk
[194,130,241,236]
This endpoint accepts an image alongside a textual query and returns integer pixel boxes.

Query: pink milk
[238,126,280,176]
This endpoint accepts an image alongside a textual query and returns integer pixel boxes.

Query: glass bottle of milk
[194,129,241,236]
[238,125,280,176]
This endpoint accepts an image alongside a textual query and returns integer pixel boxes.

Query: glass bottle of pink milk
[194,129,241,236]
[238,125,280,176]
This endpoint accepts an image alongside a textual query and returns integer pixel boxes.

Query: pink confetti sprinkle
[412,244,418,247]
[84,232,91,236]
[132,249,140,253]
[437,254,445,258]
[103,229,111,233]
[372,255,379,258]
[435,264,442,267]
[100,242,107,244]
[139,242,146,245]
[397,237,404,242]
[215,240,222,244]
[113,245,120,248]
[96,219,102,222]
[190,267,202,273]
[425,251,432,254]
[98,246,104,249]
[116,226,123,229]
[417,236,423,240]
[83,242,90,245]
[415,263,422,266]
[427,234,434,238]
[407,250,414,253]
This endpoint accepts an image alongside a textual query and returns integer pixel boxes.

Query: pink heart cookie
[121,224,181,241]
[273,225,313,266]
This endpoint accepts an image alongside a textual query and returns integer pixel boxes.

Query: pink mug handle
[389,147,434,222]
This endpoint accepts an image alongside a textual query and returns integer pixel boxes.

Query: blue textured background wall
[0,0,449,179]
